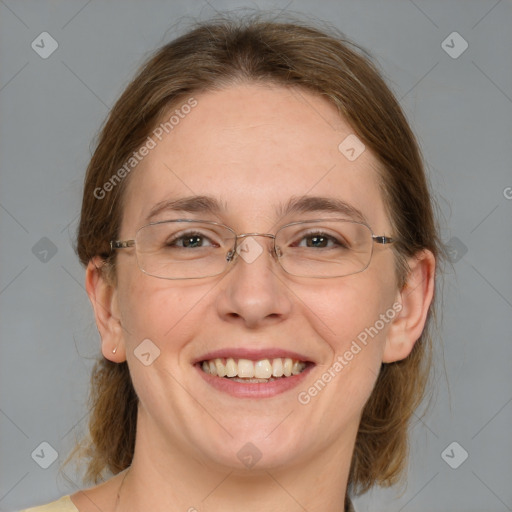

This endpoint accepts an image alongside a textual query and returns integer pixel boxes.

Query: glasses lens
[276,220,373,278]
[135,221,235,279]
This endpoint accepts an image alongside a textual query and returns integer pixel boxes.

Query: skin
[73,83,435,512]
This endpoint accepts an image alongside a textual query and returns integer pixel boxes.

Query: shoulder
[19,495,78,512]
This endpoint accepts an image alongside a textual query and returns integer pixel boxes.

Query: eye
[294,231,349,249]
[165,230,218,249]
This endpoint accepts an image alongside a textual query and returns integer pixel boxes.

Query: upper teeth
[201,358,306,378]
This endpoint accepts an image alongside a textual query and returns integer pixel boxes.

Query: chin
[194,420,311,472]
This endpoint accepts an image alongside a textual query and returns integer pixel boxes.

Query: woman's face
[111,83,401,471]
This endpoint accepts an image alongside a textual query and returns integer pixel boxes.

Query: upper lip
[192,348,314,364]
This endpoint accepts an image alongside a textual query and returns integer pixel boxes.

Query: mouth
[199,357,310,383]
[193,350,315,398]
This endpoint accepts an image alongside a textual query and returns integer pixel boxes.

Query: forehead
[121,84,387,233]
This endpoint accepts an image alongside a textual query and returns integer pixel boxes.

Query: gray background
[1,1,511,511]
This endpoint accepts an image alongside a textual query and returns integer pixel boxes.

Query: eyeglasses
[110,219,396,280]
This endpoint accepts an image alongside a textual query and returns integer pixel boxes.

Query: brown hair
[69,13,443,495]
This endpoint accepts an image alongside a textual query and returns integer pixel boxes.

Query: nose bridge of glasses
[226,232,279,263]
[236,232,276,242]
[235,232,277,252]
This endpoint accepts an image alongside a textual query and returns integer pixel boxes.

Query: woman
[22,13,440,512]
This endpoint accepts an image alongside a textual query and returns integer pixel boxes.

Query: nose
[215,234,292,329]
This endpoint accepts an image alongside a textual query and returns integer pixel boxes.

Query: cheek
[302,268,397,361]
[116,270,205,350]
[297,279,397,424]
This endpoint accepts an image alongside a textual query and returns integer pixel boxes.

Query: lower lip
[195,363,314,398]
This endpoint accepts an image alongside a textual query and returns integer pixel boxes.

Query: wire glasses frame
[110,218,396,280]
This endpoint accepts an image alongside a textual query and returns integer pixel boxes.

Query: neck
[115,409,356,512]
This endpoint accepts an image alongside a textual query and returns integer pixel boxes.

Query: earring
[112,346,118,354]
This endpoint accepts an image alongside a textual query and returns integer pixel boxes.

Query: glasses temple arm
[110,240,135,250]
[372,235,395,245]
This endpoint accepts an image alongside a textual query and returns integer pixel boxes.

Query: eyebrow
[145,194,367,224]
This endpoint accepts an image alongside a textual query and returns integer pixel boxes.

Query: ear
[85,257,126,362]
[382,249,435,363]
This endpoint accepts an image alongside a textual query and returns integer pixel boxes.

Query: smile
[201,357,308,382]
[195,351,314,398]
